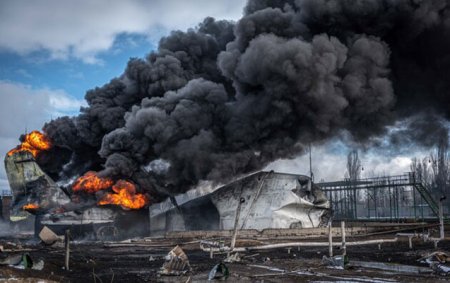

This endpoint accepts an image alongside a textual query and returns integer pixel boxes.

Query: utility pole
[309,143,314,181]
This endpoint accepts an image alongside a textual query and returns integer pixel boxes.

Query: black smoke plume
[38,1,449,201]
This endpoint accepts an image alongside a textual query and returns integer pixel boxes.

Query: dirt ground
[1,233,449,282]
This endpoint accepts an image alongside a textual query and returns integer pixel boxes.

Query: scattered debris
[39,226,60,245]
[200,240,229,253]
[0,253,44,270]
[0,254,22,266]
[430,263,450,275]
[419,251,450,264]
[0,232,448,282]
[32,259,45,270]
[419,251,450,275]
[248,264,285,273]
[224,252,241,263]
[208,262,229,281]
[5,241,23,250]
[243,253,259,259]
[159,245,191,276]
[322,255,348,269]
[351,260,433,274]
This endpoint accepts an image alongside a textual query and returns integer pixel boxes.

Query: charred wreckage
[3,132,331,239]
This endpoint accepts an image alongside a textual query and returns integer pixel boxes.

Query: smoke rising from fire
[36,0,449,201]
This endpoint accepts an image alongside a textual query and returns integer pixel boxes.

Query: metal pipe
[341,221,346,256]
[201,238,399,253]
[230,197,245,251]
[439,200,444,240]
[64,229,70,271]
[328,221,333,257]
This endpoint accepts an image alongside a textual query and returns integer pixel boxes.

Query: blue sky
[0,33,154,101]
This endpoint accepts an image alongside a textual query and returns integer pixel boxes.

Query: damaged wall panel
[149,171,331,235]
[4,151,71,220]
[4,151,150,239]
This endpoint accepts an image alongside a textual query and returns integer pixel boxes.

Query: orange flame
[7,130,52,157]
[72,171,114,193]
[98,180,149,210]
[22,203,39,211]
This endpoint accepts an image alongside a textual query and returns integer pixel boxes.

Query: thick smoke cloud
[41,17,234,181]
[40,1,449,201]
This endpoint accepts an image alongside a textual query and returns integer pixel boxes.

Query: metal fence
[317,173,440,221]
[0,190,12,197]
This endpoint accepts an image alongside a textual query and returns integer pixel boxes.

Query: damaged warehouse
[4,150,150,239]
[149,171,331,234]
[4,148,330,237]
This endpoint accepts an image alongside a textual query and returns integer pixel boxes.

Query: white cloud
[0,0,245,63]
[0,81,86,190]
[366,156,414,177]
[49,91,86,112]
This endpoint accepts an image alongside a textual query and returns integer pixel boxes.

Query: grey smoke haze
[38,0,449,201]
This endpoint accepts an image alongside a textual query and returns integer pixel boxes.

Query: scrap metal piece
[32,259,45,270]
[208,262,229,281]
[39,226,60,245]
[0,254,22,265]
[224,252,241,263]
[419,251,450,275]
[200,240,229,253]
[322,255,348,269]
[419,251,450,264]
[0,253,35,269]
[431,263,450,275]
[160,245,191,276]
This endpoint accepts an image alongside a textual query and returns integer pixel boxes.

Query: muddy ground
[0,233,449,282]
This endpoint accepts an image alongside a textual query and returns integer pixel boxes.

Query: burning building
[5,131,70,220]
[4,144,330,237]
[4,132,149,239]
[4,132,330,238]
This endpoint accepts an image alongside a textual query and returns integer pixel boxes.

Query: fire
[22,203,39,211]
[7,130,52,157]
[98,180,149,210]
[72,171,114,193]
